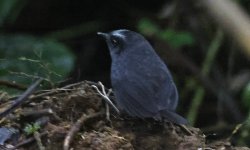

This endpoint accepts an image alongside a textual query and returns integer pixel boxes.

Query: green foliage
[137,18,159,36]
[234,121,250,146]
[234,79,250,146]
[137,18,195,48]
[242,82,250,108]
[0,35,75,87]
[24,123,41,135]
[0,0,28,26]
[159,29,195,48]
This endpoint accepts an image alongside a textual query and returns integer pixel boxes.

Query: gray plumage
[98,29,187,124]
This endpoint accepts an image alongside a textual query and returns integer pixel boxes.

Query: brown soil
[0,81,249,150]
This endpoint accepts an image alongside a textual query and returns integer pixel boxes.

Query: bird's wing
[113,61,178,117]
[114,73,160,117]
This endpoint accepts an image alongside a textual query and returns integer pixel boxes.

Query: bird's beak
[97,32,109,39]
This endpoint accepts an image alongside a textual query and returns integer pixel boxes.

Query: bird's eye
[110,36,123,53]
[111,38,118,46]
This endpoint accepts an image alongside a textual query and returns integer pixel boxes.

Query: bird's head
[97,29,151,59]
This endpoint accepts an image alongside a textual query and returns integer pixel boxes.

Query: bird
[97,29,187,124]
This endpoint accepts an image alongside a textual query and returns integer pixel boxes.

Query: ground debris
[0,80,249,150]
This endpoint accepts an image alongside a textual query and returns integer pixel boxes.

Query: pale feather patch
[111,29,129,39]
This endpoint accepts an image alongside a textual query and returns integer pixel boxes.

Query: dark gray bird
[97,29,187,124]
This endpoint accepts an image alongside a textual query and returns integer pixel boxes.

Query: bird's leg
[91,82,120,121]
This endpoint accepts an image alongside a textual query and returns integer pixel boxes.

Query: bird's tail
[160,109,188,125]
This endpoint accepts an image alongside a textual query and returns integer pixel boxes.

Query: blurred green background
[1,0,250,146]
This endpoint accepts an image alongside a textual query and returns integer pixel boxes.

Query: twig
[227,123,243,141]
[30,88,75,100]
[178,124,193,136]
[63,111,104,150]
[20,109,54,117]
[0,92,8,101]
[11,132,48,150]
[105,89,112,121]
[30,80,93,100]
[91,81,120,114]
[29,80,111,101]
[20,109,62,122]
[85,80,109,89]
[0,78,43,118]
[9,72,50,83]
[34,131,45,150]
[62,81,86,89]
[198,148,215,150]
[0,80,26,90]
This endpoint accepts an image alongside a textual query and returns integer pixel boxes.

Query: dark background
[1,0,250,146]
